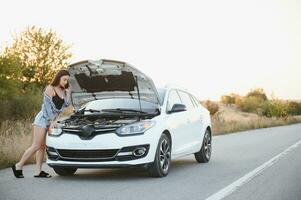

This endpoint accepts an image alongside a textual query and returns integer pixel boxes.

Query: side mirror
[168,103,186,113]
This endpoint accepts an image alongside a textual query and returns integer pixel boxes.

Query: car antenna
[135,75,143,120]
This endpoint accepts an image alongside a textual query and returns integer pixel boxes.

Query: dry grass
[0,119,35,169]
[0,107,73,169]
[212,104,301,135]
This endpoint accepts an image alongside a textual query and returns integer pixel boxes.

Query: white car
[46,59,212,177]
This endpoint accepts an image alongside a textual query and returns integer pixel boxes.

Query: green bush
[236,96,266,114]
[0,87,43,121]
[287,101,301,115]
[0,79,22,99]
[261,100,289,118]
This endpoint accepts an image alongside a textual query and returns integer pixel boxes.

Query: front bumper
[46,131,158,168]
[47,162,152,169]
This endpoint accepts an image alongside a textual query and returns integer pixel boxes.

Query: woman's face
[60,75,70,88]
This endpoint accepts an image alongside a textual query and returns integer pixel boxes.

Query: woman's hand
[47,121,56,134]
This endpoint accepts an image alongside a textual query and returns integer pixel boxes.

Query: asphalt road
[1,123,301,200]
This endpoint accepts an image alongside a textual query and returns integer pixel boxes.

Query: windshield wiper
[76,108,153,115]
[76,108,102,114]
[101,108,150,114]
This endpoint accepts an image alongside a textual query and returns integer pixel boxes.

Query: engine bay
[59,115,141,129]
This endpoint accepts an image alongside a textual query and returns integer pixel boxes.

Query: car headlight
[116,120,155,136]
[48,123,63,137]
[49,128,62,136]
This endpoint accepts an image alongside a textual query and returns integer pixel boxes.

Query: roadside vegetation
[204,88,301,135]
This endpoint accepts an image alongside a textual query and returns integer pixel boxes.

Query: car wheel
[194,129,212,163]
[53,167,77,176]
[148,134,171,177]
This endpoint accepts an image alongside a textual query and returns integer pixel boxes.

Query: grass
[211,104,301,135]
[1,105,301,169]
[0,119,35,169]
[0,106,74,169]
[212,115,301,135]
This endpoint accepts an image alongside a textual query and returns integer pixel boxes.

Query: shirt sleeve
[41,92,60,121]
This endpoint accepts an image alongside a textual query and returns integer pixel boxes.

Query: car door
[177,90,202,153]
[165,89,188,156]
[190,94,206,143]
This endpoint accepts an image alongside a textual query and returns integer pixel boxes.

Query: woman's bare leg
[35,144,46,175]
[15,125,47,170]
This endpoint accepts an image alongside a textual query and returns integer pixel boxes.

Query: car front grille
[62,126,120,140]
[63,127,119,133]
[57,149,119,161]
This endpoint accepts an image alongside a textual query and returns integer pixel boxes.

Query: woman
[12,69,71,178]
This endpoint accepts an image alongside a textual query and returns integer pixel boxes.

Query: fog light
[117,151,133,156]
[48,151,58,156]
[133,147,147,157]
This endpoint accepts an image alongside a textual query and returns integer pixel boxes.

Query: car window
[157,88,166,105]
[190,94,200,108]
[166,90,182,112]
[178,91,194,110]
[189,94,197,108]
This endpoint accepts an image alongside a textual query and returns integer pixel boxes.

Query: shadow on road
[52,157,204,181]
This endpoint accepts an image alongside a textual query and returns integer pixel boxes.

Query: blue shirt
[41,90,71,121]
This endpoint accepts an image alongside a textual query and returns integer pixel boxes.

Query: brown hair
[50,69,70,89]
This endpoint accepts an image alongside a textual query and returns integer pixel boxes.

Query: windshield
[157,88,166,105]
[80,98,159,114]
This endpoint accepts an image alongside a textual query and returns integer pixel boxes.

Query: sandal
[11,164,24,178]
[34,171,52,178]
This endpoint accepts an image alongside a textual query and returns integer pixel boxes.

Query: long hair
[50,69,70,89]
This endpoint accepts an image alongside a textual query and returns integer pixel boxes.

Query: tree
[0,55,23,98]
[2,26,72,88]
[0,54,22,80]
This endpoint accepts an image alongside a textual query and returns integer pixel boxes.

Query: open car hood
[68,59,161,111]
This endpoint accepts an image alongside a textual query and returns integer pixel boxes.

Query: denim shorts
[32,111,50,129]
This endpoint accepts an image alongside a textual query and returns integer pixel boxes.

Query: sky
[1,0,300,100]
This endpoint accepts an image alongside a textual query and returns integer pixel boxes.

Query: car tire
[148,134,171,177]
[194,129,212,163]
[53,167,77,176]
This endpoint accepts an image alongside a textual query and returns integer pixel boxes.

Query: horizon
[1,0,300,101]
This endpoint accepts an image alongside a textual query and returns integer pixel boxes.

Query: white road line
[206,139,301,200]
